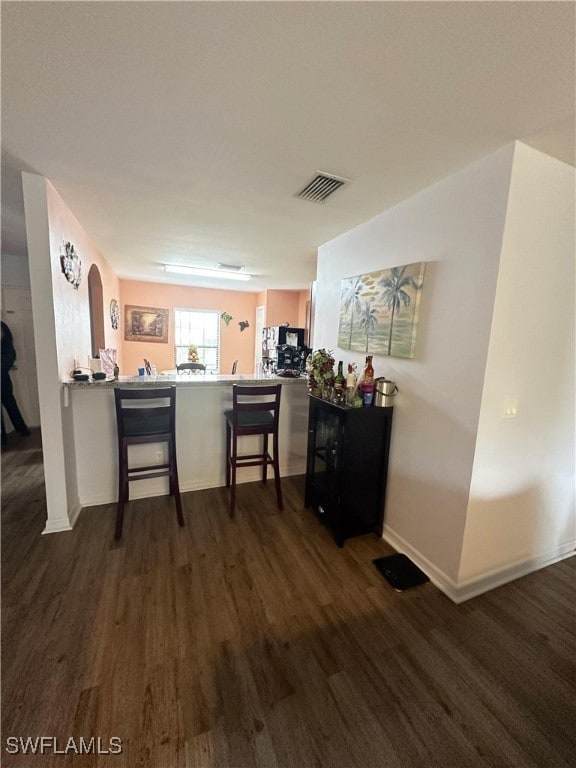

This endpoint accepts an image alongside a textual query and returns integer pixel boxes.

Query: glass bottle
[361,355,375,406]
[364,355,374,382]
[346,363,356,389]
[346,363,357,406]
[333,361,346,404]
[334,361,346,389]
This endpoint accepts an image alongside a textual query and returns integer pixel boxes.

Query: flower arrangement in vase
[188,344,200,363]
[307,348,335,398]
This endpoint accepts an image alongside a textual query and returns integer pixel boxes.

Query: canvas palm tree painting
[338,262,426,357]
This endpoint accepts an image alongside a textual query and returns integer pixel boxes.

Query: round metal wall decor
[110,299,120,330]
[59,241,81,289]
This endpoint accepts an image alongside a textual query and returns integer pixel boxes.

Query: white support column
[22,173,74,533]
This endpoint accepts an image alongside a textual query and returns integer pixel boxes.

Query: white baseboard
[382,524,576,603]
[452,541,576,602]
[42,517,73,534]
[382,525,461,600]
[68,501,82,528]
[42,501,82,534]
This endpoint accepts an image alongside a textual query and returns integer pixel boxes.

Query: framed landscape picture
[338,262,426,358]
[124,305,169,343]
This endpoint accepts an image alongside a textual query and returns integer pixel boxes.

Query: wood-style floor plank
[2,429,575,767]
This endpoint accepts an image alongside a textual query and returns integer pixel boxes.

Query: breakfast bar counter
[64,374,309,509]
[64,372,308,389]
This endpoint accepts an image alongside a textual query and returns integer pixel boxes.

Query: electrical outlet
[503,398,518,418]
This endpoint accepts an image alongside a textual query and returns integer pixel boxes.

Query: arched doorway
[87,264,105,358]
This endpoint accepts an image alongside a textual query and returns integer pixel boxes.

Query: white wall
[22,173,74,532]
[1,253,30,288]
[315,142,576,599]
[22,173,121,532]
[315,145,516,587]
[459,144,575,590]
[45,183,121,380]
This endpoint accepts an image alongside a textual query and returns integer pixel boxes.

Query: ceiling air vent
[297,172,349,203]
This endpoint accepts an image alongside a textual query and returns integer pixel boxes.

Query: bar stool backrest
[231,384,281,433]
[114,387,176,440]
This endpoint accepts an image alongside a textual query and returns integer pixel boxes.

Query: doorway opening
[88,264,105,358]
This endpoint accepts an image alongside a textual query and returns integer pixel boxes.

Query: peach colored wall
[46,182,121,379]
[119,281,258,375]
[263,290,302,328]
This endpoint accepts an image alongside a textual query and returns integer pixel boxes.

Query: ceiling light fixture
[163,264,251,281]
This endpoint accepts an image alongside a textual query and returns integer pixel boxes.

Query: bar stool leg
[273,429,283,511]
[262,433,269,482]
[115,492,126,540]
[225,421,231,487]
[171,444,184,527]
[115,441,128,540]
[229,432,237,519]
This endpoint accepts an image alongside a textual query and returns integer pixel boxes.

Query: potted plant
[187,344,200,363]
[307,348,335,398]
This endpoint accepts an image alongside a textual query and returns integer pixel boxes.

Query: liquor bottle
[334,361,346,389]
[361,355,375,406]
[364,355,374,382]
[333,361,346,404]
[346,363,356,390]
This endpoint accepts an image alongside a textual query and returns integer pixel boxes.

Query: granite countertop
[63,373,308,389]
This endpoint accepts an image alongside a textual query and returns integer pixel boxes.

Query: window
[174,309,220,373]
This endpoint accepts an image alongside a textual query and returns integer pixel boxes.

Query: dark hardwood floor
[2,430,575,767]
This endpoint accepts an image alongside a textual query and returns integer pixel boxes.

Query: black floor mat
[373,553,430,591]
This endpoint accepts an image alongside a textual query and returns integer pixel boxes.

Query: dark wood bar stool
[114,387,184,539]
[225,383,283,518]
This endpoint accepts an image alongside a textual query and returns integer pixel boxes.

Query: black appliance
[276,344,311,374]
[262,327,305,362]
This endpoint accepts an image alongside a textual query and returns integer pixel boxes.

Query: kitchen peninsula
[64,374,309,510]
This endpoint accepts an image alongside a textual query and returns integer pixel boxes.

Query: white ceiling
[2,1,574,293]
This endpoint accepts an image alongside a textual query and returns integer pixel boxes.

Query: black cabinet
[305,395,393,547]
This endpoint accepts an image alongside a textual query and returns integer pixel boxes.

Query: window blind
[174,309,220,373]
